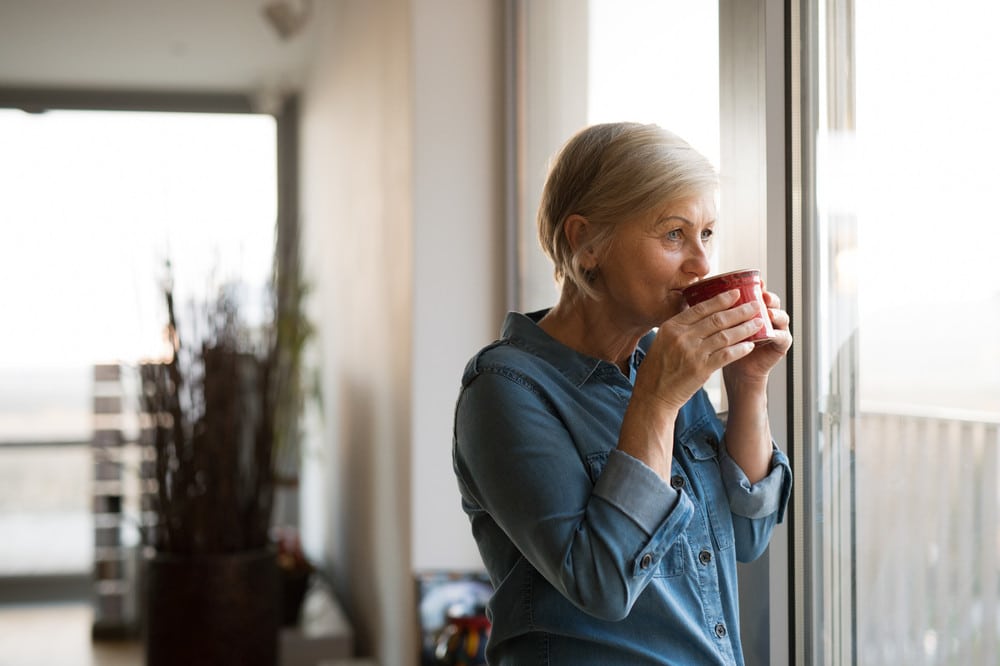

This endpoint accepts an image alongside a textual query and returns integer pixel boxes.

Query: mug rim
[682,268,762,302]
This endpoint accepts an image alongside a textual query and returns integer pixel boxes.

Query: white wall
[518,0,590,313]
[299,0,505,662]
[299,0,415,662]
[410,0,505,572]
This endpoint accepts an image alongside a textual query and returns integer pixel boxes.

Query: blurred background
[1,1,999,665]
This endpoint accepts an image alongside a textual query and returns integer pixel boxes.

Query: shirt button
[715,623,727,638]
[670,475,685,490]
[640,553,653,569]
[699,549,712,565]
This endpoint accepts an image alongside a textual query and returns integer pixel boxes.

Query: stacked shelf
[91,363,150,639]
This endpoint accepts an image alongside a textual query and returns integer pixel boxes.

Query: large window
[793,0,1000,663]
[520,0,1000,664]
[0,109,276,579]
[854,1,1000,663]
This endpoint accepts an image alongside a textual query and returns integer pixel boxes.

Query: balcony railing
[858,404,1000,665]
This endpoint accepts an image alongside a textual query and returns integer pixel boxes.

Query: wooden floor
[0,601,142,666]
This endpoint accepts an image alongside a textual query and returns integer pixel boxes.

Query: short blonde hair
[537,122,718,300]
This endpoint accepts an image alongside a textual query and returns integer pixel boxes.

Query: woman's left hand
[723,289,792,383]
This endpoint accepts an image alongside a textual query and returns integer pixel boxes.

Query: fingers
[643,317,757,409]
[756,289,790,332]
[762,290,790,333]
[688,296,760,338]
[709,339,757,367]
[769,307,790,330]
[681,288,742,320]
[682,310,762,364]
[664,286,791,365]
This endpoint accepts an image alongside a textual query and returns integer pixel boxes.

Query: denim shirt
[452,311,792,665]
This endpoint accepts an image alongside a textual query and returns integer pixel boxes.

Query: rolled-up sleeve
[593,450,686,534]
[718,442,792,562]
[718,442,792,520]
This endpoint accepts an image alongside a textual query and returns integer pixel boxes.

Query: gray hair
[537,122,718,300]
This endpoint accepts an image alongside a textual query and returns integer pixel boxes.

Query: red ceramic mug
[681,269,775,345]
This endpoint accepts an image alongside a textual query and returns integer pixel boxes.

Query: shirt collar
[500,309,652,388]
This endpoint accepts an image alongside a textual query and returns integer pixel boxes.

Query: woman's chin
[659,294,686,320]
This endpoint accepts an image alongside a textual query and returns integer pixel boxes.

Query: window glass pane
[855,1,1000,663]
[0,109,276,576]
[803,0,1000,662]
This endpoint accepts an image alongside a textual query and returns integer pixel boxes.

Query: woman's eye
[665,229,683,241]
[700,228,714,242]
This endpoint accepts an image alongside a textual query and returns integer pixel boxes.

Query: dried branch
[139,281,282,556]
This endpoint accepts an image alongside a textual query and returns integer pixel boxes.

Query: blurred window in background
[0,109,276,578]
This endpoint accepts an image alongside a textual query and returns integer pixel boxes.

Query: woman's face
[594,193,716,329]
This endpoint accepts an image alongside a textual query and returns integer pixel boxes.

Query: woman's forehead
[645,195,718,227]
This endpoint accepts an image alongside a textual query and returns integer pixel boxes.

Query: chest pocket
[585,450,687,578]
[679,431,735,551]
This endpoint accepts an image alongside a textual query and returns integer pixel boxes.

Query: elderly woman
[452,122,792,665]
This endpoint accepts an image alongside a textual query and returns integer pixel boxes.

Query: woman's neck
[538,288,645,372]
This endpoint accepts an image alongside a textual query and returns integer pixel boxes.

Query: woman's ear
[564,214,599,270]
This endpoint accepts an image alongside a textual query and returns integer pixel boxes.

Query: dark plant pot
[280,569,311,627]
[144,548,280,666]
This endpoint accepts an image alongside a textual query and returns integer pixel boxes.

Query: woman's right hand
[634,289,763,411]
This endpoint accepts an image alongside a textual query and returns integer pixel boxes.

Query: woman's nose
[684,241,711,278]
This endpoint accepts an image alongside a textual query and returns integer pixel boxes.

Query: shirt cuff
[719,442,792,521]
[593,449,683,535]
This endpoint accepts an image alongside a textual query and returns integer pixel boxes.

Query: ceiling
[0,0,317,105]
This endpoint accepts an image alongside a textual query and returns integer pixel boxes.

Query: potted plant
[273,525,315,626]
[138,268,309,666]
